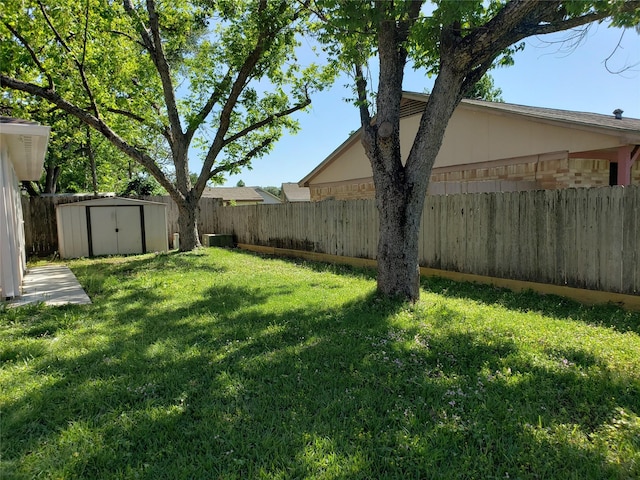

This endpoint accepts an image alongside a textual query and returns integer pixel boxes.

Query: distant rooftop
[282,182,310,202]
[401,91,640,135]
[202,186,263,202]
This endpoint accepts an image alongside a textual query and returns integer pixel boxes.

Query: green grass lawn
[2,248,639,479]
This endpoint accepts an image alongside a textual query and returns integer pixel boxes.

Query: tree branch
[81,0,90,67]
[604,29,640,74]
[122,0,182,149]
[104,107,172,143]
[222,95,311,147]
[37,0,72,54]
[1,20,54,90]
[1,74,179,199]
[354,63,371,127]
[108,30,146,49]
[398,1,424,40]
[517,11,610,37]
[198,0,290,189]
[302,0,376,36]
[460,57,499,100]
[462,0,621,72]
[122,0,155,53]
[208,137,274,180]
[144,0,183,143]
[37,0,100,118]
[184,70,233,145]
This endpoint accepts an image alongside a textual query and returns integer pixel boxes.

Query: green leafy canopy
[1,0,336,194]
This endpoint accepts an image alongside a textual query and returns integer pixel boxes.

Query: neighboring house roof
[254,187,282,204]
[281,182,310,202]
[300,92,640,187]
[0,117,51,181]
[410,94,640,137]
[202,186,264,203]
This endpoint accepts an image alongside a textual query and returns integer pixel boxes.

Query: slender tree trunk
[176,193,201,251]
[44,164,60,193]
[86,127,98,194]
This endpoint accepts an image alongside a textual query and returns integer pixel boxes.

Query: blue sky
[211,23,640,188]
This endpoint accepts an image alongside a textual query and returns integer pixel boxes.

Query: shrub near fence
[23,186,639,295]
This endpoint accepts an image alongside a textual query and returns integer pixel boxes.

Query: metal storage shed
[56,197,168,259]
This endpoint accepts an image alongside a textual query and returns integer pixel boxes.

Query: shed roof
[55,197,167,208]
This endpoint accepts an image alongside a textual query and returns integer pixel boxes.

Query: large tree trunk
[365,3,429,302]
[375,175,423,300]
[176,193,201,251]
[371,23,467,301]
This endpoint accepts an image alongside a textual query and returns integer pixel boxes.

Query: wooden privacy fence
[210,187,639,295]
[22,186,639,295]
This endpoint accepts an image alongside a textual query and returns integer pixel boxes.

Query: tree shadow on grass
[68,251,229,300]
[3,266,640,479]
[231,249,639,335]
[231,248,379,281]
[422,275,640,335]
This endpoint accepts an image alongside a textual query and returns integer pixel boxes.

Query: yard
[2,249,639,479]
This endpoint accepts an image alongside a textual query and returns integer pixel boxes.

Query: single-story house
[281,182,310,202]
[0,117,50,299]
[202,186,279,205]
[300,92,640,201]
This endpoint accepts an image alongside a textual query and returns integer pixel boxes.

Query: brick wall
[431,157,613,189]
[310,156,639,201]
[310,179,375,201]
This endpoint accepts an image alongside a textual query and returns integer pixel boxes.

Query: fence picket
[22,186,640,295]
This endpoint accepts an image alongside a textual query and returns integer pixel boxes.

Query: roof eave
[299,129,363,187]
[0,123,51,181]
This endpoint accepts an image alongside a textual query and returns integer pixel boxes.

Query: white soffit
[0,122,51,181]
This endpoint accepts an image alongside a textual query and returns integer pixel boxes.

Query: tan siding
[305,101,629,188]
[310,155,637,201]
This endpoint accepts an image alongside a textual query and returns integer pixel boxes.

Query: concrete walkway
[8,265,91,307]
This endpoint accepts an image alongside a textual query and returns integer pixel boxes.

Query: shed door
[90,206,143,256]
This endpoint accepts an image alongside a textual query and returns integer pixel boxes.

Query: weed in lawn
[1,248,639,479]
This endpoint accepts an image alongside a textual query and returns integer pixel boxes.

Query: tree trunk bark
[176,193,201,251]
[44,164,60,194]
[370,19,468,302]
[365,4,426,302]
[375,176,423,301]
[87,127,98,194]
